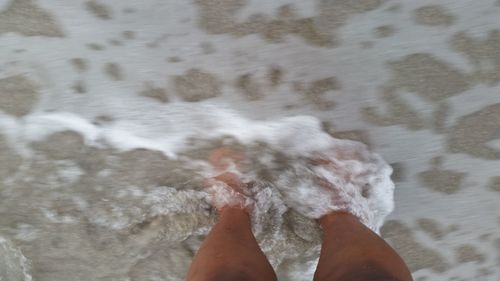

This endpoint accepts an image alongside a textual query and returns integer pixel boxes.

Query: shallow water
[0,104,394,281]
[2,0,500,280]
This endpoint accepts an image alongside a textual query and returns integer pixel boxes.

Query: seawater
[0,102,393,281]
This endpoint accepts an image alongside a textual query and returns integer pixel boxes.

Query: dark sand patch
[0,75,39,117]
[108,39,123,46]
[495,237,500,265]
[374,25,396,38]
[386,4,401,13]
[200,42,215,54]
[167,57,182,63]
[110,149,200,188]
[362,53,469,131]
[139,84,169,103]
[488,176,500,192]
[447,103,500,159]
[122,30,136,40]
[123,7,136,14]
[268,66,283,87]
[476,267,493,278]
[389,162,405,182]
[451,30,500,85]
[72,80,87,94]
[85,0,112,20]
[381,220,450,272]
[455,244,485,263]
[87,43,105,51]
[360,41,375,49]
[388,53,469,102]
[0,134,22,179]
[414,5,455,26]
[361,85,424,130]
[174,68,221,102]
[70,58,89,73]
[236,74,263,100]
[31,131,87,160]
[417,218,445,240]
[103,63,124,81]
[303,77,339,110]
[433,102,450,133]
[194,0,385,47]
[418,157,465,194]
[0,0,64,37]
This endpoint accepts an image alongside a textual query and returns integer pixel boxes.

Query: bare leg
[314,212,413,281]
[185,149,277,281]
[185,207,277,281]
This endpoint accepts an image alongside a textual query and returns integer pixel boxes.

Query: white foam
[1,103,333,158]
[277,140,394,233]
[204,181,256,211]
[204,178,288,235]
[0,102,394,232]
[0,237,32,281]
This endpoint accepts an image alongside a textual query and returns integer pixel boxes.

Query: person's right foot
[311,151,359,209]
[305,144,394,232]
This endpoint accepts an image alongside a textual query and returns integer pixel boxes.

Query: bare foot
[308,145,393,232]
[312,155,358,211]
[204,148,254,213]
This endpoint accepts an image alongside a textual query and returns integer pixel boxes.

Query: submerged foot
[309,144,394,232]
[204,148,255,213]
[312,155,361,225]
[276,141,394,233]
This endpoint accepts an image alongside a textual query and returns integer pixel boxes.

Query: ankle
[219,207,251,219]
[319,211,359,229]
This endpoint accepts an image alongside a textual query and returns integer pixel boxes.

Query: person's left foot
[204,148,254,213]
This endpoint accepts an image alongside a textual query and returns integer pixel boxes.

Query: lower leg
[186,148,276,281]
[185,207,277,281]
[314,212,413,281]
